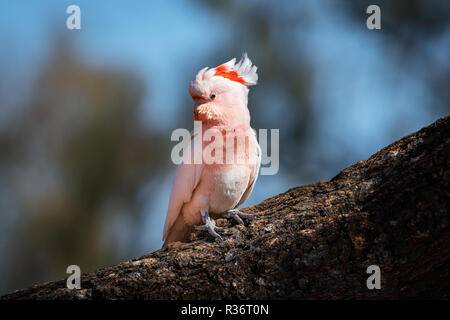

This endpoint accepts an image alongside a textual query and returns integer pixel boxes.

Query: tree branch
[2,116,449,299]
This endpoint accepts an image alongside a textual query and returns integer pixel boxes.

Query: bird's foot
[222,209,258,225]
[194,211,223,240]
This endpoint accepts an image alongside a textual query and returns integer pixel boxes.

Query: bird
[162,53,261,247]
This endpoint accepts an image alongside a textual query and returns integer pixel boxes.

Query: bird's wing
[236,135,261,208]
[162,133,203,241]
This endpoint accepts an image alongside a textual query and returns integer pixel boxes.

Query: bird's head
[189,53,258,125]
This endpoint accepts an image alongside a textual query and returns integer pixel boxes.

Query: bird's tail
[162,214,193,248]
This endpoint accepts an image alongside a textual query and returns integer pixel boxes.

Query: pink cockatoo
[162,53,261,246]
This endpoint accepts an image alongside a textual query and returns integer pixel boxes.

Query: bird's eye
[210,93,216,100]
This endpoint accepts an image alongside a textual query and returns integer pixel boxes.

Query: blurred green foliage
[0,38,169,291]
[200,0,450,178]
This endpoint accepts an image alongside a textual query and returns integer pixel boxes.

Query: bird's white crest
[195,53,258,86]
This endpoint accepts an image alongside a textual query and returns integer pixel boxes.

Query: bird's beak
[190,93,209,104]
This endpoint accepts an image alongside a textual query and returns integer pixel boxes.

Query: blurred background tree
[199,0,450,180]
[0,0,449,294]
[0,36,168,292]
[339,0,450,115]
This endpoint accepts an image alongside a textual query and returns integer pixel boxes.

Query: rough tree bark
[1,116,449,300]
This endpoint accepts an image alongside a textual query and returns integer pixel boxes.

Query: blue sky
[0,0,231,130]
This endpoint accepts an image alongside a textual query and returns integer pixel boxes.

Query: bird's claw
[223,209,258,225]
[194,211,223,240]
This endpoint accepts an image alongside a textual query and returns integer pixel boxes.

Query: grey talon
[223,209,258,224]
[194,211,223,240]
